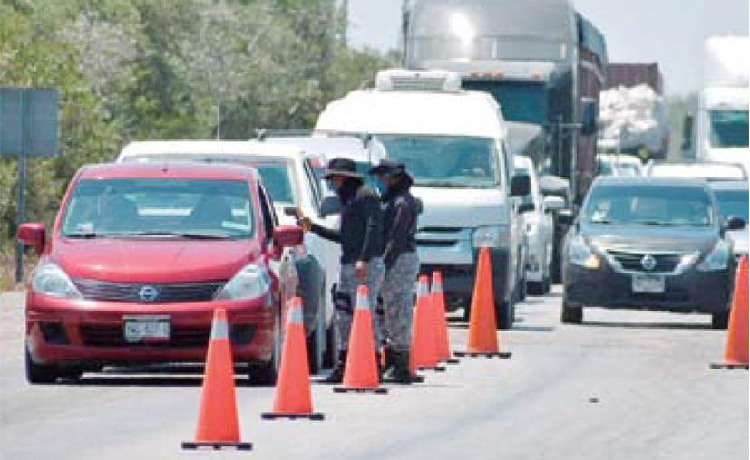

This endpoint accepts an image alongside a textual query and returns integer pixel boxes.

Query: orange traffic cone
[334,285,388,394]
[182,309,252,451]
[262,297,324,420]
[455,247,511,359]
[432,271,459,364]
[711,255,749,370]
[412,275,445,371]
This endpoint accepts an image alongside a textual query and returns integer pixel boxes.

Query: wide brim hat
[323,157,363,179]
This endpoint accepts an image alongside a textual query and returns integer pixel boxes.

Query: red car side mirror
[17,222,46,255]
[273,225,304,249]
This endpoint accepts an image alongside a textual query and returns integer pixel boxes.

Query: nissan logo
[138,285,160,302]
[641,254,657,271]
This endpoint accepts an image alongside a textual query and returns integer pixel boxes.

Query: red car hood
[51,238,261,283]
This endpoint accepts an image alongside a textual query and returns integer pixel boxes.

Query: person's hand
[355,261,368,282]
[296,212,312,233]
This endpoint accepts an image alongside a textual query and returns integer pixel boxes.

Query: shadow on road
[580,320,713,331]
[59,375,257,387]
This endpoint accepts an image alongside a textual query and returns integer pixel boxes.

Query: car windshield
[583,185,714,227]
[377,135,500,187]
[713,188,749,221]
[710,110,749,148]
[62,178,254,238]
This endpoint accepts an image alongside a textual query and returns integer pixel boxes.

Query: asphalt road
[1,288,747,460]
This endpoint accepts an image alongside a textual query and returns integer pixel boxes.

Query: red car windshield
[61,178,255,239]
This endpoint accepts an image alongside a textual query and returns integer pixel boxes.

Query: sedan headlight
[568,237,600,270]
[32,263,82,299]
[214,264,271,300]
[472,225,510,248]
[696,241,730,272]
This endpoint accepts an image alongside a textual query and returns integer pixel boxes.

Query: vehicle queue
[16,68,747,386]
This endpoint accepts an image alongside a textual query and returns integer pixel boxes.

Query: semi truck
[683,36,749,171]
[401,0,608,280]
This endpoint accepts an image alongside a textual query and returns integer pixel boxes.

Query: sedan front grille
[80,325,210,347]
[606,250,682,273]
[73,279,226,303]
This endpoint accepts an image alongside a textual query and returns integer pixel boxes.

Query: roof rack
[255,129,373,147]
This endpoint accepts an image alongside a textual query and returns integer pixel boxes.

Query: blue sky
[348,0,749,95]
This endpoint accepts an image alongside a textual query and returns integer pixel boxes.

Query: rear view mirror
[518,202,535,214]
[725,216,746,231]
[273,225,304,248]
[510,175,531,197]
[17,222,46,255]
[543,196,566,213]
[319,195,341,217]
[580,98,598,136]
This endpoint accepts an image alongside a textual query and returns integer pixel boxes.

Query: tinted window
[63,178,254,238]
[713,189,749,221]
[583,184,714,227]
[710,110,749,148]
[463,80,547,124]
[378,135,500,188]
[255,163,295,204]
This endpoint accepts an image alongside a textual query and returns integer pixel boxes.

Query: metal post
[15,92,29,283]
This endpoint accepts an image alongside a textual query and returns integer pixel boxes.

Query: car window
[303,160,322,209]
[583,185,714,227]
[713,188,749,221]
[257,185,277,241]
[62,178,254,238]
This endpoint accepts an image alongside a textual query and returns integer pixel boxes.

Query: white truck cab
[315,69,530,328]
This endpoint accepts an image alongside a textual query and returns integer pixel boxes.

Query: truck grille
[73,279,225,303]
[606,250,682,273]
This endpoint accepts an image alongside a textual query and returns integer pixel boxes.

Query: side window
[303,161,322,210]
[257,185,277,242]
[499,140,512,190]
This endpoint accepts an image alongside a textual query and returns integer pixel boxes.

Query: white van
[117,140,339,371]
[315,69,530,329]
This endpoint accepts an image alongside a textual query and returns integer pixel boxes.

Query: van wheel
[495,300,514,330]
[711,311,729,330]
[561,298,583,324]
[25,347,59,384]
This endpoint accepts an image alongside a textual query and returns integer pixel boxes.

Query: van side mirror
[319,195,341,217]
[681,115,694,156]
[17,223,46,255]
[557,208,575,226]
[510,175,531,197]
[543,195,566,213]
[273,225,304,248]
[518,202,535,214]
[725,216,746,231]
[580,98,598,136]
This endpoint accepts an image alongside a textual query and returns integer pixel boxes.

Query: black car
[561,177,746,329]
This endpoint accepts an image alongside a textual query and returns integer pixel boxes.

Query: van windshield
[62,178,254,239]
[377,135,500,188]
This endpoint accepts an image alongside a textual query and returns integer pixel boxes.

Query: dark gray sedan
[561,177,745,329]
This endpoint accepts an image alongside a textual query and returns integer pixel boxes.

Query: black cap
[323,158,363,179]
[368,159,406,176]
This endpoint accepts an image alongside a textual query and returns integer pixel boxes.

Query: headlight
[568,237,600,270]
[472,225,510,248]
[696,241,730,272]
[214,264,271,300]
[32,263,82,299]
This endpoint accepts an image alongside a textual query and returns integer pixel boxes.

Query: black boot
[323,350,346,384]
[375,350,384,382]
[383,350,414,384]
[382,346,396,375]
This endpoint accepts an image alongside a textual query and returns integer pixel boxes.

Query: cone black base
[333,386,388,394]
[444,358,460,364]
[181,441,253,451]
[454,351,512,359]
[418,365,446,372]
[710,362,749,370]
[261,412,325,421]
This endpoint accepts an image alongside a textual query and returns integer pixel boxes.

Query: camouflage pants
[334,257,385,351]
[380,252,420,352]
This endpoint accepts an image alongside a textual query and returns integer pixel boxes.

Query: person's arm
[358,195,383,263]
[383,198,411,269]
[310,222,341,243]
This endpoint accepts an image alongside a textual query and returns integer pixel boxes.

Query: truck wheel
[560,298,583,324]
[495,300,514,330]
[527,281,545,296]
[711,311,729,330]
[25,347,59,384]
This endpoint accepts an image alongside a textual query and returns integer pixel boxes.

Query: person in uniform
[298,158,385,383]
[369,159,421,384]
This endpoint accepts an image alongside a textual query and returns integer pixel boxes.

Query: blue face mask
[375,180,388,195]
[327,179,339,192]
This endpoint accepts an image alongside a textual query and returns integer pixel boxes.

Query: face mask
[327,179,339,192]
[375,180,388,195]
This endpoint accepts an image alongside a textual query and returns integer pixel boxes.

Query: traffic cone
[455,247,511,359]
[262,297,324,420]
[432,271,459,364]
[182,309,252,451]
[412,275,445,371]
[711,255,749,370]
[334,285,388,394]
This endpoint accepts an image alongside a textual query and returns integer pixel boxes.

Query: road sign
[0,88,59,282]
